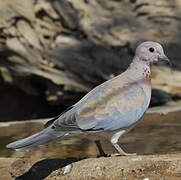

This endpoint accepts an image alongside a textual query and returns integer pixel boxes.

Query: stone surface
[1,154,181,180]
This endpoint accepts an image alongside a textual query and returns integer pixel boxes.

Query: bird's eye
[149,47,155,52]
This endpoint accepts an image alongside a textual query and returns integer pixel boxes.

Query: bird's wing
[51,78,149,132]
[76,82,148,131]
[44,106,74,128]
[50,81,108,131]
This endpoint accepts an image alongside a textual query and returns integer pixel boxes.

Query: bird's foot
[110,152,137,157]
[112,142,137,156]
[97,153,111,158]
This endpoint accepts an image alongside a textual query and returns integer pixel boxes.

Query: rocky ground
[1,153,181,180]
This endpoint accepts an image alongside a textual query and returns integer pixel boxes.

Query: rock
[1,154,181,180]
[45,154,181,180]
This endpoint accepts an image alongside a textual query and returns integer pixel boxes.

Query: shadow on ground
[15,157,85,180]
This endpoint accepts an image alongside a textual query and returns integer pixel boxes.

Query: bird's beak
[159,54,172,66]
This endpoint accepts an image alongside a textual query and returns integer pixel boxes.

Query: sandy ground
[1,153,181,180]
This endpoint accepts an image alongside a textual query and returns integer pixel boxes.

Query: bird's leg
[111,143,136,156]
[110,130,136,156]
[95,140,110,157]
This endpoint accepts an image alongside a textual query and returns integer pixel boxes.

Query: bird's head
[135,41,171,66]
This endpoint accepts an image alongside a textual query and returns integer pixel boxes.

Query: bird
[6,41,171,156]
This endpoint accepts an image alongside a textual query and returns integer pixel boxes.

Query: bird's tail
[6,127,66,151]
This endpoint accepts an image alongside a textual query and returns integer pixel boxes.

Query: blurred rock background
[0,0,181,121]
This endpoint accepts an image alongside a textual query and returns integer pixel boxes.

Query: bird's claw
[110,152,137,157]
[97,153,111,158]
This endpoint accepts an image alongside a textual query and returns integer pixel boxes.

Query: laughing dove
[6,41,171,156]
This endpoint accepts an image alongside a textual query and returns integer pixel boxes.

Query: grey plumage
[6,127,66,151]
[6,41,171,156]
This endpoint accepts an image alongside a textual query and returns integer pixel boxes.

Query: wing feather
[76,83,148,130]
[51,79,149,132]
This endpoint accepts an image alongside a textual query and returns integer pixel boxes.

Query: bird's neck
[126,57,151,101]
[128,57,151,80]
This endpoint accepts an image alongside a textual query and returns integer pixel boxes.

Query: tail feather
[6,127,66,151]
